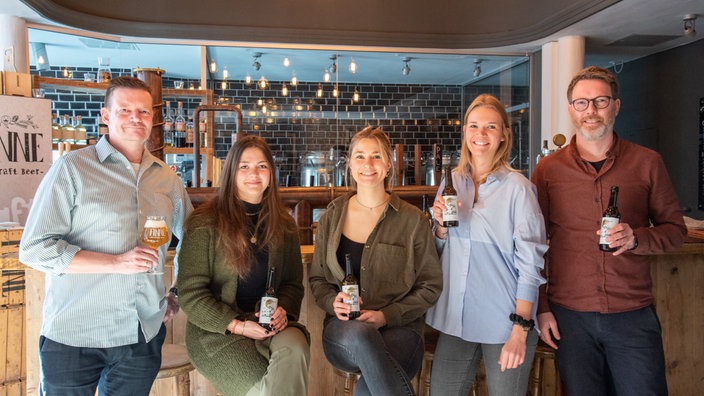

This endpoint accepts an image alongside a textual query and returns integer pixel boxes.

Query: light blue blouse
[426,167,547,344]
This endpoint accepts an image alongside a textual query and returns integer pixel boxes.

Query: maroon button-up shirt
[532,134,686,314]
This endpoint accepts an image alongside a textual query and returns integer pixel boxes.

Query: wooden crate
[1,268,26,389]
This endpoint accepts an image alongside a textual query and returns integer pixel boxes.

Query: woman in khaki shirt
[309,126,442,396]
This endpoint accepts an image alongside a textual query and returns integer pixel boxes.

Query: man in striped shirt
[20,76,193,395]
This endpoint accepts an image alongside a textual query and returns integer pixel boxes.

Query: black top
[236,201,269,312]
[336,233,364,281]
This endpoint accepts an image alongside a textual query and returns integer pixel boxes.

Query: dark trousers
[551,303,667,396]
[38,324,166,396]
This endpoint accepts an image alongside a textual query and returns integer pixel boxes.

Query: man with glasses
[532,66,686,395]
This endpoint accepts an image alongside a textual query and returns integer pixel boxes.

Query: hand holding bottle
[333,291,364,321]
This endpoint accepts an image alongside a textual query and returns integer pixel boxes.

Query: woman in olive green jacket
[309,127,442,396]
[178,135,309,396]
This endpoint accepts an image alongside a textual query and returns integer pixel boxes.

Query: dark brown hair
[187,135,295,277]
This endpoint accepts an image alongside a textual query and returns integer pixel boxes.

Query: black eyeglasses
[570,96,612,112]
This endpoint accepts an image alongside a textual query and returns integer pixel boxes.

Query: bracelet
[509,313,535,331]
[225,319,239,335]
[629,234,639,251]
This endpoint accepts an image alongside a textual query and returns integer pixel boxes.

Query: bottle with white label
[258,267,278,330]
[341,253,361,320]
[599,186,620,252]
[442,164,459,227]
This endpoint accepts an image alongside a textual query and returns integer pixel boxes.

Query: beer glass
[141,215,169,274]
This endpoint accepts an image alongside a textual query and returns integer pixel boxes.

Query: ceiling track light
[252,52,263,71]
[473,60,483,77]
[329,55,338,73]
[402,57,412,76]
[684,14,697,37]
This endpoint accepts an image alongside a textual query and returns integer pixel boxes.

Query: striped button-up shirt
[20,136,193,348]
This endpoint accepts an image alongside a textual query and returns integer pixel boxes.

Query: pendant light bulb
[209,60,217,73]
[332,86,339,98]
[316,84,323,98]
[221,81,227,90]
[223,68,229,79]
[258,75,268,89]
[291,71,298,86]
[283,57,290,67]
[353,88,360,103]
[245,73,252,84]
[323,69,331,83]
[282,83,289,96]
[349,58,357,74]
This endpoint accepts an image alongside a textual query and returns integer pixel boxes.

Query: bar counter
[11,237,704,395]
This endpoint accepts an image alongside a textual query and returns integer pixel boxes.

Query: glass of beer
[141,215,169,274]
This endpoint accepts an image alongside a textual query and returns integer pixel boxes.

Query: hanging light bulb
[316,84,323,98]
[223,68,229,79]
[282,83,289,96]
[63,67,70,78]
[283,57,290,67]
[261,104,268,114]
[349,58,357,74]
[221,81,227,90]
[291,71,298,86]
[257,98,263,106]
[353,87,360,103]
[258,75,268,89]
[209,60,217,73]
[332,85,339,98]
[323,69,331,83]
[245,73,252,85]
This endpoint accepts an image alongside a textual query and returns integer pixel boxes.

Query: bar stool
[529,340,561,396]
[156,344,195,396]
[333,367,361,396]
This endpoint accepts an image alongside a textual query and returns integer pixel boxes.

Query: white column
[541,41,559,146]
[0,15,29,73]
[540,35,584,148]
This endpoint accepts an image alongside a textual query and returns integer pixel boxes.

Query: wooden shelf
[163,147,214,155]
[33,76,108,94]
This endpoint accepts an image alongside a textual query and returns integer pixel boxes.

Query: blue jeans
[429,330,538,396]
[38,324,166,396]
[551,303,667,396]
[322,318,424,396]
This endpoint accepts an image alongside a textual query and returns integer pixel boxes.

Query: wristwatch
[509,313,534,331]
[169,287,178,297]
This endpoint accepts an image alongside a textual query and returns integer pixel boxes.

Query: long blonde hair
[456,94,514,183]
[187,135,295,277]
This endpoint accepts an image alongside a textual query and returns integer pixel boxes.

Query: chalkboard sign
[699,97,704,210]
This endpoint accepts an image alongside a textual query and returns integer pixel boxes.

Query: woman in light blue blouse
[425,94,548,395]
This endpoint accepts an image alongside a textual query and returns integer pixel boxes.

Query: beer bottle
[258,267,278,330]
[442,164,459,227]
[341,254,361,320]
[599,186,621,252]
[421,194,433,227]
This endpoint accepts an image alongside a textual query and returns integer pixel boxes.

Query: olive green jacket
[309,192,442,334]
[178,212,307,361]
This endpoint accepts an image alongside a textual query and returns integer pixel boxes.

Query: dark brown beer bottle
[599,186,620,252]
[258,267,278,330]
[421,194,433,227]
[442,165,459,227]
[341,254,361,320]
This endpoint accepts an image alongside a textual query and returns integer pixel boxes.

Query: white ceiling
[2,0,703,85]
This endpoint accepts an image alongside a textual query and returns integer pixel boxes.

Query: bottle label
[599,216,620,245]
[341,284,360,311]
[175,121,186,132]
[442,194,459,222]
[258,296,278,325]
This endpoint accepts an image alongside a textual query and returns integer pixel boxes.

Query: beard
[573,115,614,142]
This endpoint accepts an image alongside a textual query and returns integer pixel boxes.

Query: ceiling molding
[22,0,620,49]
